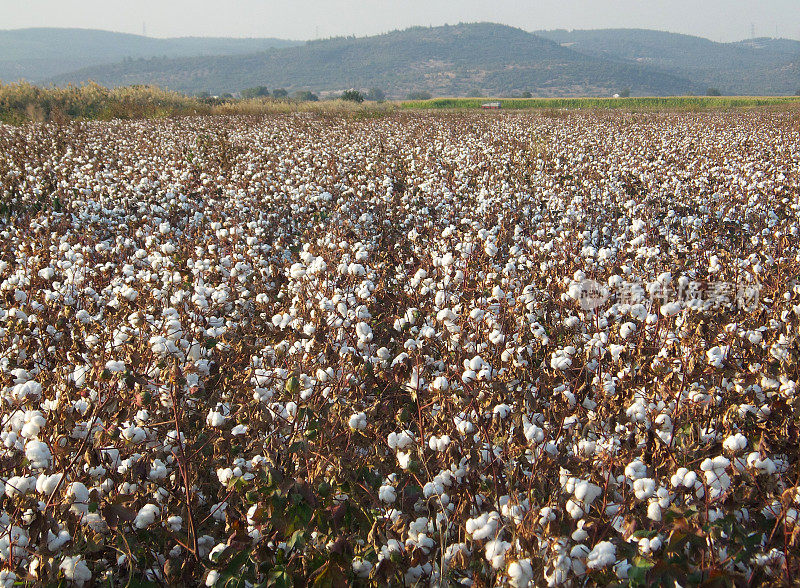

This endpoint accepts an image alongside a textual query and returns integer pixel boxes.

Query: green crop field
[400,96,800,110]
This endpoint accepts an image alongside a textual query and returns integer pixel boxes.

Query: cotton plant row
[0,109,798,586]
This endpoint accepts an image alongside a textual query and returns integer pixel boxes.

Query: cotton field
[0,110,799,586]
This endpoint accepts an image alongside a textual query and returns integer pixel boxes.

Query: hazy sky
[2,0,799,42]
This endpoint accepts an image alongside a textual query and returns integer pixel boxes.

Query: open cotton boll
[36,472,64,495]
[633,478,656,500]
[723,433,748,453]
[508,559,534,587]
[72,365,91,387]
[4,476,36,498]
[671,467,698,489]
[387,430,414,451]
[206,409,228,428]
[431,375,449,392]
[660,301,681,317]
[134,503,161,529]
[348,412,367,431]
[428,435,451,452]
[482,538,510,570]
[11,380,42,402]
[378,484,397,503]
[620,322,636,339]
[104,360,126,373]
[466,511,500,541]
[706,346,728,368]
[586,541,616,569]
[25,439,51,469]
[67,482,89,514]
[60,556,92,586]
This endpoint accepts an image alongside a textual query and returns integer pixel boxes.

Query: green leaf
[287,530,305,551]
[268,568,293,588]
[220,549,251,586]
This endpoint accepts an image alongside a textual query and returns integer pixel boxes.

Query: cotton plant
[0,108,797,585]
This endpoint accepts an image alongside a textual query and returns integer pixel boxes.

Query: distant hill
[0,28,300,83]
[46,23,703,98]
[535,29,800,95]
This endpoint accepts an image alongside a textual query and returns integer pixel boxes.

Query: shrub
[340,89,364,103]
[406,91,432,100]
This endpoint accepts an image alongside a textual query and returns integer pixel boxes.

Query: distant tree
[195,91,211,99]
[795,89,800,96]
[293,90,319,102]
[406,91,432,100]
[272,88,288,99]
[521,91,532,98]
[241,86,270,98]
[365,88,386,102]
[618,88,631,98]
[219,93,233,100]
[468,88,486,98]
[706,87,722,96]
[341,89,364,103]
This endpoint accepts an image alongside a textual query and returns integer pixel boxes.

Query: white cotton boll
[348,412,367,431]
[432,375,449,392]
[620,322,636,339]
[660,302,681,317]
[379,484,396,503]
[205,570,221,586]
[387,430,413,451]
[608,344,625,362]
[355,321,373,343]
[566,498,584,519]
[396,451,411,470]
[484,241,498,257]
[625,459,647,481]
[11,380,42,401]
[134,503,160,529]
[747,331,763,345]
[466,512,499,541]
[573,480,602,507]
[206,410,227,428]
[72,365,91,388]
[746,452,777,475]
[167,516,183,532]
[633,478,656,500]
[493,404,512,419]
[231,424,248,436]
[4,476,35,498]
[36,472,64,495]
[209,542,227,562]
[723,433,748,453]
[428,435,451,452]
[105,360,126,373]
[462,369,477,384]
[586,541,616,569]
[67,482,89,514]
[149,459,168,480]
[352,558,373,578]
[48,528,71,551]
[60,556,92,586]
[289,263,306,279]
[38,267,55,280]
[25,439,51,469]
[485,539,511,569]
[647,501,662,521]
[706,346,728,369]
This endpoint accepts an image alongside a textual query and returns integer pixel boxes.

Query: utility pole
[750,22,756,39]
